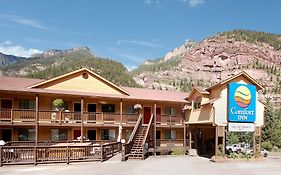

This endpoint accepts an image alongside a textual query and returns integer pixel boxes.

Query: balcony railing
[156,114,183,126]
[0,142,122,166]
[0,109,183,126]
[0,109,139,125]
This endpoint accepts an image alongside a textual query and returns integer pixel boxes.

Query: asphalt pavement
[1,155,281,175]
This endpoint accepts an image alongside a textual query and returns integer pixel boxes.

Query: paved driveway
[1,156,281,175]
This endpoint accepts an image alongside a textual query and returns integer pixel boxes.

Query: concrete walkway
[1,156,281,175]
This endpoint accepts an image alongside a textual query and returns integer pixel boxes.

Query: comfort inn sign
[228,82,256,123]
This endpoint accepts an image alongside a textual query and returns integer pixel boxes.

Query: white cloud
[0,41,42,57]
[125,65,137,71]
[116,40,162,48]
[189,0,204,7]
[0,15,50,29]
[144,0,152,4]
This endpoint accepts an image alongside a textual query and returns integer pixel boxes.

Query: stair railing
[141,114,154,159]
[122,114,143,161]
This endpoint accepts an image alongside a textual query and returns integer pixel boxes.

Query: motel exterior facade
[0,68,265,159]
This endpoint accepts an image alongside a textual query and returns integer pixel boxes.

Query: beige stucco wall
[186,105,214,123]
[41,72,124,95]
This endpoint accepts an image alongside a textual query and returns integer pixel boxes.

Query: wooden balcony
[156,114,184,126]
[0,109,183,126]
[0,141,122,166]
[0,109,139,126]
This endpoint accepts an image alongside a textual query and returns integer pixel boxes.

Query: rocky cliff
[132,30,281,105]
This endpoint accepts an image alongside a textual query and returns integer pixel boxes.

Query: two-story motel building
[0,68,265,157]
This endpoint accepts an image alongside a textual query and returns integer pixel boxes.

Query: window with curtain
[51,129,68,141]
[125,129,132,141]
[18,128,35,141]
[165,107,176,116]
[101,104,115,113]
[164,129,176,140]
[19,99,35,109]
[101,129,116,140]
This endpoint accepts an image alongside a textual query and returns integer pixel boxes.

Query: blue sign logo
[228,82,256,123]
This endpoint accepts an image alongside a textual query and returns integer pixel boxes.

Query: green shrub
[52,99,64,110]
[171,148,185,155]
[262,141,273,151]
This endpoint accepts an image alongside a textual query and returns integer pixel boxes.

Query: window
[102,104,115,113]
[19,99,35,109]
[51,129,68,141]
[165,129,176,140]
[125,129,132,141]
[193,96,202,109]
[101,129,115,140]
[127,105,138,114]
[18,128,35,141]
[165,107,176,116]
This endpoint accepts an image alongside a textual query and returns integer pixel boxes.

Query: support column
[80,97,84,143]
[154,102,157,156]
[120,99,123,125]
[215,126,218,156]
[252,129,256,156]
[222,126,225,155]
[188,127,192,150]
[183,121,186,153]
[258,127,262,153]
[35,95,39,146]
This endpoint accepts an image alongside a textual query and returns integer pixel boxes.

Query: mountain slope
[132,30,281,104]
[0,47,139,87]
[0,52,26,67]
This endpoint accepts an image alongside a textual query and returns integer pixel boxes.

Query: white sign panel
[228,123,255,132]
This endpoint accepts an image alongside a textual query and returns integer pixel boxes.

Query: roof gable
[206,71,263,91]
[186,86,209,100]
[29,68,131,95]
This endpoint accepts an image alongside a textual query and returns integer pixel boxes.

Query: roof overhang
[206,71,263,91]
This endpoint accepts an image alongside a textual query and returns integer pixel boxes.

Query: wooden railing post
[59,111,62,125]
[0,146,2,167]
[66,145,69,164]
[34,146,37,165]
[101,113,104,124]
[10,109,13,124]
[101,144,104,162]
[120,99,123,125]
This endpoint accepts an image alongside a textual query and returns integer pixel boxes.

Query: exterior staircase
[128,125,148,159]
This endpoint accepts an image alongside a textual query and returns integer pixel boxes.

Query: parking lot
[1,154,281,175]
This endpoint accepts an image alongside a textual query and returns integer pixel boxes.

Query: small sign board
[228,122,255,132]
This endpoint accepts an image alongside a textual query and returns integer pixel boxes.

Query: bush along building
[0,68,265,164]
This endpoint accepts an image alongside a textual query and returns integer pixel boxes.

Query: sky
[0,0,280,70]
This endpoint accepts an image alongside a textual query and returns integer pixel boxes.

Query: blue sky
[0,0,280,70]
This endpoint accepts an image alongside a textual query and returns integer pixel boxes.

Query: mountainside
[131,30,281,104]
[2,30,281,105]
[0,52,26,67]
[0,47,139,87]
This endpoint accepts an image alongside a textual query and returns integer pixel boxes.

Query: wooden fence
[0,142,121,166]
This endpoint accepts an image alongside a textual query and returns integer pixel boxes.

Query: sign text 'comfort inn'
[228,82,256,123]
